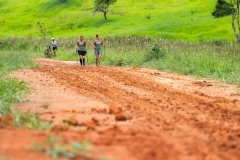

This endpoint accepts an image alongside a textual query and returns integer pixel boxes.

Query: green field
[0,0,235,41]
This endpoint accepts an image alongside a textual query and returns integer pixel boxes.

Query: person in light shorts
[91,34,105,66]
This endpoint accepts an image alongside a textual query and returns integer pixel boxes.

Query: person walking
[51,37,57,57]
[91,34,105,66]
[76,35,87,66]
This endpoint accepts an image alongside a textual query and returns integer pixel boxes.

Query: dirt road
[1,58,240,160]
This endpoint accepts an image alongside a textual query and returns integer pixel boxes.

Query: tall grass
[0,78,28,115]
[0,51,36,115]
[0,50,53,129]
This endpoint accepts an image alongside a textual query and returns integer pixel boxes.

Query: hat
[51,37,55,40]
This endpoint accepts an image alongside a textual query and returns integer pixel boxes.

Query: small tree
[230,0,240,42]
[36,22,52,39]
[36,22,47,39]
[93,0,117,20]
[212,0,233,18]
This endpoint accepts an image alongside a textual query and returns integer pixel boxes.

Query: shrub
[145,42,165,61]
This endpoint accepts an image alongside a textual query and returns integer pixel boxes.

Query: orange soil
[1,58,240,160]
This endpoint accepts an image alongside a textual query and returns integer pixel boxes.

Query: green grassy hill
[0,0,235,41]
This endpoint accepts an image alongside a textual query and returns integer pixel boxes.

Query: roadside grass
[101,37,240,86]
[0,51,52,130]
[0,51,35,115]
[145,51,240,85]
[0,78,28,115]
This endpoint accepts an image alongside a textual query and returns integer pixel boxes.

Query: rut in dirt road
[36,59,240,160]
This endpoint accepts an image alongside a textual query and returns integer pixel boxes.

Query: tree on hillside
[212,0,233,18]
[230,0,240,42]
[93,0,117,20]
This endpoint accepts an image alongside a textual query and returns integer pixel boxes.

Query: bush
[145,42,165,61]
[57,0,67,4]
[212,0,233,18]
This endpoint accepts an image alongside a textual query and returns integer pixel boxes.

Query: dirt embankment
[1,58,240,160]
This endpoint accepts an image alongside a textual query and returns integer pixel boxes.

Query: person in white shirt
[51,38,57,57]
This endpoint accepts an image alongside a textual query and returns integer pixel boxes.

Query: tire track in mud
[35,59,240,160]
